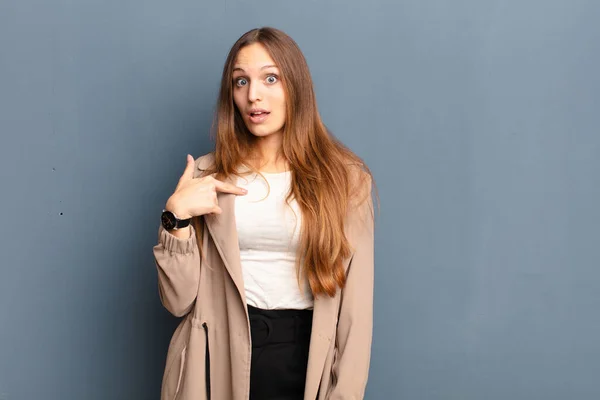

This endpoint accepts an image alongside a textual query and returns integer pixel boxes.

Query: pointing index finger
[213,179,247,195]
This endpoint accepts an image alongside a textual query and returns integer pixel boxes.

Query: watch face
[161,211,177,230]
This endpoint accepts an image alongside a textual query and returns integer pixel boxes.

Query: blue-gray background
[1,0,599,399]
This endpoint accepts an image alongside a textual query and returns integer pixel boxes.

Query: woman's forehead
[234,43,278,71]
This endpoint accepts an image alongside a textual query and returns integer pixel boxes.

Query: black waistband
[248,305,313,348]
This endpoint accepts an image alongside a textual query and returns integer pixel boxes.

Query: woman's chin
[248,127,282,138]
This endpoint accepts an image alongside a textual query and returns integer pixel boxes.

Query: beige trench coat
[153,153,375,400]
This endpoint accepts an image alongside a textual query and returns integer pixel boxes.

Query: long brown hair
[194,27,375,297]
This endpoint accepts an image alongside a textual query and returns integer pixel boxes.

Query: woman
[154,27,375,400]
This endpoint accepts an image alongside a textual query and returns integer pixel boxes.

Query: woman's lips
[248,111,270,124]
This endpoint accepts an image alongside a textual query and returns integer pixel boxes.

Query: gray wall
[1,0,599,399]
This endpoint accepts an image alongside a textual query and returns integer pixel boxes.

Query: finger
[179,154,195,182]
[212,179,248,195]
[212,205,223,214]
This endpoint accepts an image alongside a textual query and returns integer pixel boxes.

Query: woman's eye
[235,78,247,87]
[266,75,278,84]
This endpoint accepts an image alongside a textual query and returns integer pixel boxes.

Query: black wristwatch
[161,209,192,231]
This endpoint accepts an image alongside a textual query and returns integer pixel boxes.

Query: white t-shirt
[234,171,314,310]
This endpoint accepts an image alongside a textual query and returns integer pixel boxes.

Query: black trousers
[248,305,313,400]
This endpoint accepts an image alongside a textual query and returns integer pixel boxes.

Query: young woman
[154,27,375,400]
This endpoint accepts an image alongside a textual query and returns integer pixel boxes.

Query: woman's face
[232,43,286,139]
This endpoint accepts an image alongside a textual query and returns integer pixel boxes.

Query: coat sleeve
[153,224,200,317]
[328,180,375,400]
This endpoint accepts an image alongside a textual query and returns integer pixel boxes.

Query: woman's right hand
[165,154,248,219]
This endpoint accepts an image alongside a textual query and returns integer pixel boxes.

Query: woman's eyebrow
[233,65,279,73]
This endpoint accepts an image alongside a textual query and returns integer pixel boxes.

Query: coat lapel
[203,192,247,304]
[195,159,247,305]
[304,292,339,399]
[304,255,351,399]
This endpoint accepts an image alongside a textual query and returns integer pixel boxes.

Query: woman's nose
[247,81,262,102]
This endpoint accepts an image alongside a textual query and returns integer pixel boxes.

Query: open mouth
[248,111,270,123]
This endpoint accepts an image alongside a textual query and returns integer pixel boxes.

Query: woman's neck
[250,133,289,173]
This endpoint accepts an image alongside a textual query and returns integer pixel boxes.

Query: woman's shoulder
[194,152,216,171]
[190,152,216,179]
[346,159,372,190]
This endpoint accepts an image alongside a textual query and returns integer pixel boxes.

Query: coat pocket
[174,346,187,399]
[161,317,191,400]
[162,342,188,400]
[331,347,339,387]
[203,322,211,400]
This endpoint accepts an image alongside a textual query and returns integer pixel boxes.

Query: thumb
[180,154,195,181]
